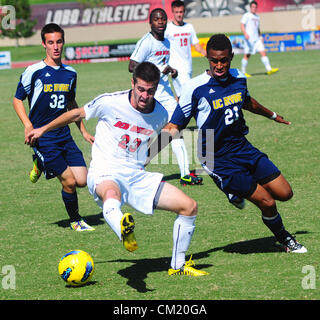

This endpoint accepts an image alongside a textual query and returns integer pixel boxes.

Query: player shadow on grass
[52,212,105,228]
[246,72,269,77]
[104,256,212,293]
[98,234,308,293]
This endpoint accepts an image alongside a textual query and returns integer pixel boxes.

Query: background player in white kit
[26,62,209,277]
[165,0,206,98]
[129,8,202,186]
[240,1,278,77]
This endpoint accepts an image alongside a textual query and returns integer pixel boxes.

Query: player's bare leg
[69,166,88,188]
[59,167,95,231]
[241,53,251,77]
[262,174,293,202]
[248,183,306,253]
[259,50,278,75]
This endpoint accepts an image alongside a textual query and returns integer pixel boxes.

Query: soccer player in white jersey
[13,23,95,232]
[129,8,202,186]
[26,62,209,277]
[240,1,278,77]
[165,0,206,98]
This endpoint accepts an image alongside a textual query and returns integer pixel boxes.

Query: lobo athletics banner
[31,0,173,30]
[31,0,320,28]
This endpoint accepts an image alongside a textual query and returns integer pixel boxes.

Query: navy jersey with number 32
[15,60,77,146]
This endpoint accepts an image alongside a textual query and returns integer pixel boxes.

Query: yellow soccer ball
[58,250,94,286]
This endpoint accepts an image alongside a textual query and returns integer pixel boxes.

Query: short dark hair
[41,23,64,43]
[206,34,232,56]
[250,1,258,7]
[149,8,167,24]
[171,0,185,9]
[133,62,160,85]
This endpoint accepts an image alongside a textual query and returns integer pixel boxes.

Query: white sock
[171,138,190,177]
[261,56,272,72]
[171,215,196,269]
[241,58,248,74]
[103,198,123,240]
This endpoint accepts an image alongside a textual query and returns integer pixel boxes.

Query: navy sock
[61,190,82,222]
[262,213,290,243]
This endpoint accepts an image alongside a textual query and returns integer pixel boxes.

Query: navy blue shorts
[33,139,86,180]
[204,140,280,202]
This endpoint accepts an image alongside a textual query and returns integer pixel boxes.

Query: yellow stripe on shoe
[121,213,138,252]
[29,158,42,183]
[168,256,209,276]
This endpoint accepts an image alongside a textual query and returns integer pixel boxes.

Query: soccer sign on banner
[0,51,11,70]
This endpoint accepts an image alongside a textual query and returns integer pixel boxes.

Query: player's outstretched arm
[26,107,86,146]
[194,43,207,57]
[243,97,291,125]
[67,100,94,145]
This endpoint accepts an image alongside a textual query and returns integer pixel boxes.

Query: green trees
[0,0,37,46]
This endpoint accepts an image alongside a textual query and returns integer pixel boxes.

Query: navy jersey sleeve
[15,71,31,101]
[69,75,77,102]
[170,104,191,129]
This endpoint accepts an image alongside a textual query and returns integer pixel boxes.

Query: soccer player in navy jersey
[150,34,306,253]
[13,23,95,231]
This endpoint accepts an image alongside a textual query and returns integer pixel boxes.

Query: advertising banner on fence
[31,0,173,30]
[64,43,136,62]
[0,51,11,69]
[183,0,320,18]
[31,0,320,29]
[229,30,320,54]
[64,30,320,64]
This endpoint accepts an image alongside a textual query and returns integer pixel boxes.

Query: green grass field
[0,49,319,302]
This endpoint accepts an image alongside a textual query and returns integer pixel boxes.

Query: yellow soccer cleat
[121,213,138,252]
[168,256,209,276]
[29,158,42,183]
[244,73,252,78]
[267,68,279,75]
[70,219,95,232]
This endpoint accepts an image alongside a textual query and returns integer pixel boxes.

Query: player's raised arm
[26,107,87,146]
[243,96,291,125]
[67,100,94,145]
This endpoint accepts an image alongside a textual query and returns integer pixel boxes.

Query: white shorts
[172,69,192,98]
[244,38,265,55]
[155,78,178,120]
[87,165,163,215]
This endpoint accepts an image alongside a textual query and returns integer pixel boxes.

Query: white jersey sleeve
[84,93,113,121]
[130,33,170,73]
[130,34,152,64]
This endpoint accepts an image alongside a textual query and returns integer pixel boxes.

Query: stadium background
[0,0,319,46]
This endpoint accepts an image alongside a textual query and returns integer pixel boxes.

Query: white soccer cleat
[280,236,307,253]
